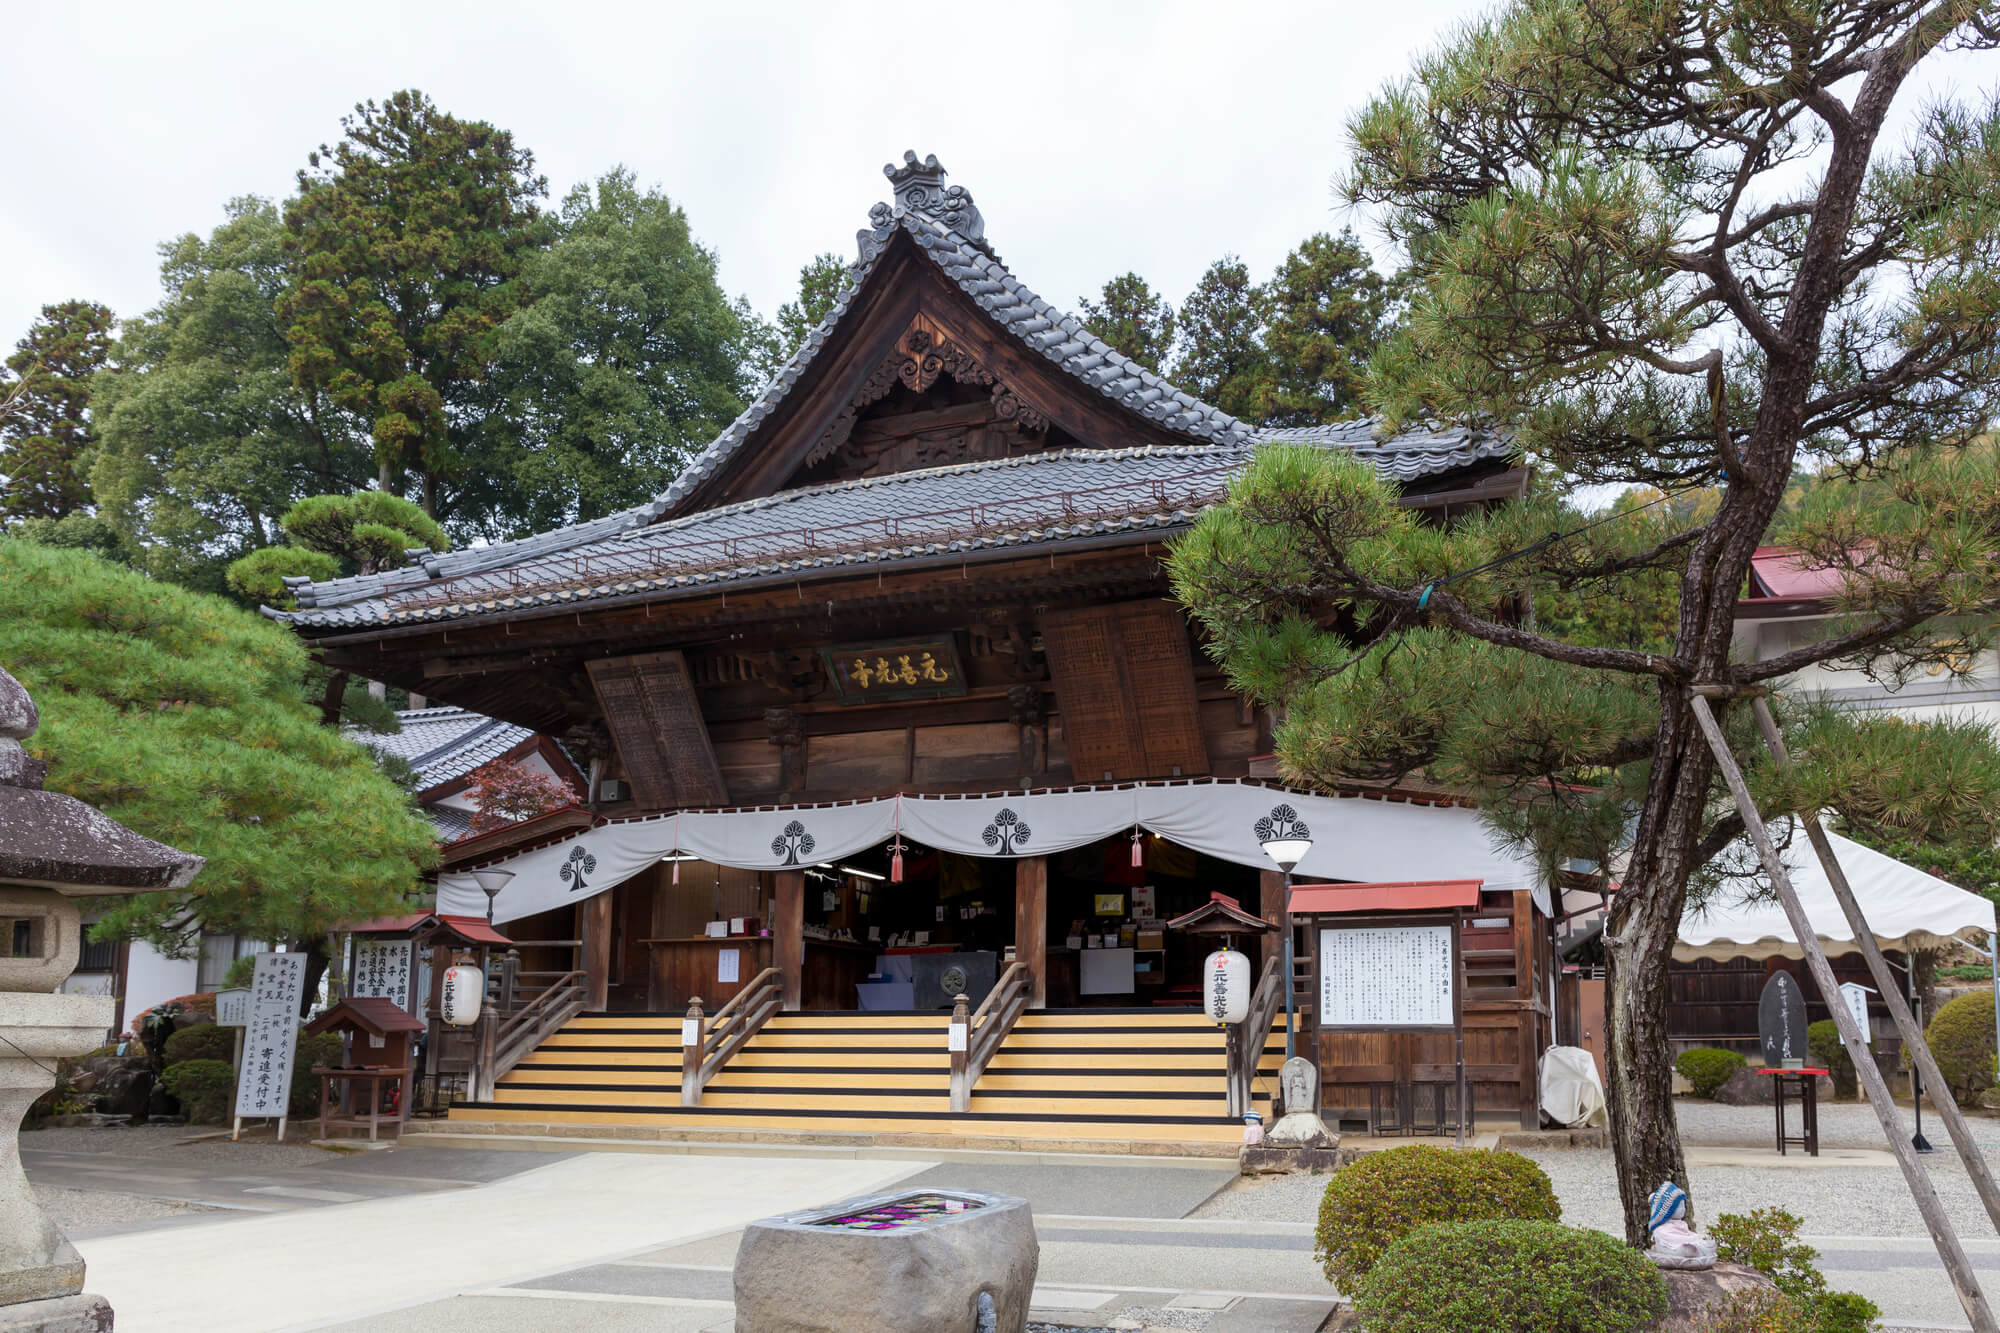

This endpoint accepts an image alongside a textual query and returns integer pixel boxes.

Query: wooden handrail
[474,969,586,1099]
[1228,962,1285,1117]
[952,963,1030,1112]
[681,968,782,1106]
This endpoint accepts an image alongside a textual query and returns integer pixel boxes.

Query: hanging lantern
[889,838,906,884]
[1130,828,1145,868]
[441,965,484,1027]
[1204,948,1250,1025]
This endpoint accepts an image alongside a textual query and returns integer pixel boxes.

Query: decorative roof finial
[857,151,989,266]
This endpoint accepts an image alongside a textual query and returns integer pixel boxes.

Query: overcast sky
[0,0,1494,343]
[5,3,1993,351]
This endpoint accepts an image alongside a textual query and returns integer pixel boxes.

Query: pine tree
[775,252,849,359]
[1255,230,1393,426]
[0,301,116,523]
[1172,0,2000,1243]
[279,90,548,520]
[1077,273,1176,373]
[1174,257,1268,421]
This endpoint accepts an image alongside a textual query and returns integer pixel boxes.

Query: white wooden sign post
[214,986,249,1096]
[232,952,308,1142]
[1315,912,1466,1145]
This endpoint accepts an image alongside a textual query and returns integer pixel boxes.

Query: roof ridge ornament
[858,150,990,266]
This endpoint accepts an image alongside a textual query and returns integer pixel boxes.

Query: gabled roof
[347,706,535,790]
[276,152,1513,634]
[1743,545,1849,606]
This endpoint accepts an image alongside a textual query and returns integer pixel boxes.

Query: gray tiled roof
[278,154,1512,633]
[345,706,535,790]
[424,803,480,844]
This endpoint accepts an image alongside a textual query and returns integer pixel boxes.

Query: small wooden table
[1758,1067,1827,1157]
[314,1065,412,1143]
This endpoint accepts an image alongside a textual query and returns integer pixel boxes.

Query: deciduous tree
[0,300,115,523]
[280,90,547,521]
[90,199,373,591]
[1174,257,1268,421]
[464,758,580,835]
[1255,230,1394,426]
[468,169,759,534]
[774,252,849,360]
[1172,0,2000,1242]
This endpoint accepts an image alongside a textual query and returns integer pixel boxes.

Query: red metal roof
[342,911,512,947]
[1745,545,1848,603]
[1166,891,1276,935]
[1288,879,1484,914]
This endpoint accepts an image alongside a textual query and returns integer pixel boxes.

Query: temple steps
[452,1006,1288,1149]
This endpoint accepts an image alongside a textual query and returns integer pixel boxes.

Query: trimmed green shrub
[1675,1047,1746,1098]
[1805,1020,1858,1099]
[1355,1219,1666,1332]
[1314,1145,1559,1288]
[1925,989,1995,1106]
[161,1022,235,1068]
[162,1059,235,1124]
[1711,1207,1879,1333]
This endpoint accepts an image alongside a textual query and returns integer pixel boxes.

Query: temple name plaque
[1318,924,1455,1029]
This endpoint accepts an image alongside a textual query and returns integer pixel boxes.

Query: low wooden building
[278,153,1556,1143]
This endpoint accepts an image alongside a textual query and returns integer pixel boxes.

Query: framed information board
[1318,922,1458,1031]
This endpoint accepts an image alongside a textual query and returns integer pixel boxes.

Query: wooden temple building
[276,153,1558,1147]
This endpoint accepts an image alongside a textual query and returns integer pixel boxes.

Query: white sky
[0,0,1487,342]
[3,3,1991,350]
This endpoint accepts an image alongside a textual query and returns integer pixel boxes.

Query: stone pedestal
[0,992,115,1308]
[0,1295,111,1333]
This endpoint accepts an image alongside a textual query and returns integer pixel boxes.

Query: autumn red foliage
[463,759,579,835]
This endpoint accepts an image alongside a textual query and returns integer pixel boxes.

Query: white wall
[1735,614,2000,727]
[120,941,198,1031]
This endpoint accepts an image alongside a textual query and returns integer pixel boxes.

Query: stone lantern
[0,668,203,1331]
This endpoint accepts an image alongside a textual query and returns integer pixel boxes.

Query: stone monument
[1758,970,1809,1069]
[1240,1056,1345,1174]
[0,668,203,1331]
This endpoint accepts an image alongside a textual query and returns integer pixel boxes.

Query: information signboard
[233,951,308,1136]
[351,938,415,1011]
[1318,923,1457,1030]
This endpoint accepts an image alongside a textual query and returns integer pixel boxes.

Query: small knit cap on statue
[1648,1180,1690,1234]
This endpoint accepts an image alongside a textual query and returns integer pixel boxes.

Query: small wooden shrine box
[305,996,425,1071]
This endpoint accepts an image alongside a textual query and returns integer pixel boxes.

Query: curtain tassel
[671,856,680,885]
[890,838,906,884]
[1130,828,1145,868]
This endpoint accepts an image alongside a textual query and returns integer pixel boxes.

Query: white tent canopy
[1675,827,1996,962]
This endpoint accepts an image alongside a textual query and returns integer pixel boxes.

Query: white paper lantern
[441,965,484,1027]
[1204,948,1250,1025]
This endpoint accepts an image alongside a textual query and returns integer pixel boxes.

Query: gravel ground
[1195,1100,2000,1237]
[22,1123,344,1166]
[31,1184,218,1232]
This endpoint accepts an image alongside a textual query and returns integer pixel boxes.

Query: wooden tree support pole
[1689,693,1996,1333]
[1749,696,2000,1234]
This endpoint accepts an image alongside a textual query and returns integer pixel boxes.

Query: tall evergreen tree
[1255,230,1393,425]
[1174,256,1268,421]
[0,300,116,523]
[90,200,374,591]
[469,169,760,534]
[1172,0,2000,1243]
[280,90,548,521]
[1077,273,1177,373]
[775,252,849,360]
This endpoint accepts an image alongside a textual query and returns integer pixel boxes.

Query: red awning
[1289,879,1483,914]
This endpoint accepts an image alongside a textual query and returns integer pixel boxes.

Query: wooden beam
[1689,693,1996,1333]
[581,892,613,1013]
[1259,870,1286,970]
[773,869,805,1013]
[1512,888,1539,1130]
[1016,856,1048,1010]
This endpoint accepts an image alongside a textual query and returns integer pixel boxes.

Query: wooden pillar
[581,891,613,1013]
[1258,870,1286,969]
[1015,855,1048,1009]
[774,869,804,1012]
[1513,888,1538,1129]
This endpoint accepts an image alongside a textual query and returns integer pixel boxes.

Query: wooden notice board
[1040,602,1209,782]
[586,651,727,810]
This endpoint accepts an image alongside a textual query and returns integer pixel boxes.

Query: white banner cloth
[439,782,1548,926]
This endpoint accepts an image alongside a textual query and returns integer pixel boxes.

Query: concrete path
[74,1152,933,1333]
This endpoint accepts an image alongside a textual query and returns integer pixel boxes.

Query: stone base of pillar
[0,1293,113,1333]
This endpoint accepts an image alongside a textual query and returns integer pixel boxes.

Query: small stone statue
[1646,1181,1718,1270]
[1267,1056,1336,1150]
